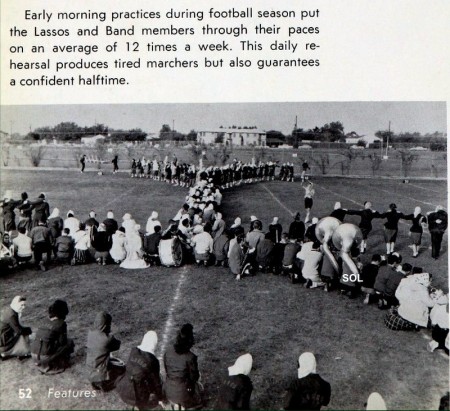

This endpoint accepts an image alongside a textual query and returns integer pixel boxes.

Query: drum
[159,238,183,267]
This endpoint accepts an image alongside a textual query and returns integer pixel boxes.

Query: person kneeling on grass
[300,241,324,288]
[360,254,383,305]
[92,223,112,265]
[116,331,163,410]
[283,352,331,410]
[110,227,126,264]
[428,294,449,354]
[164,323,203,410]
[86,311,125,392]
[12,226,33,266]
[54,228,74,264]
[216,353,253,410]
[31,300,75,374]
[191,225,214,266]
[0,296,32,360]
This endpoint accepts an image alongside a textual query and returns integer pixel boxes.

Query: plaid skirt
[73,249,89,264]
[384,308,416,331]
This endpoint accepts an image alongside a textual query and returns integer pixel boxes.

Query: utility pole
[294,116,298,147]
[385,121,391,158]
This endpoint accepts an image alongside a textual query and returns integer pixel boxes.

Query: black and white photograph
[0,102,448,410]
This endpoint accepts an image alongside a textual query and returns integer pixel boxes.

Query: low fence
[1,142,447,179]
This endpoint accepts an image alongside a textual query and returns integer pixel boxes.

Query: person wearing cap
[288,212,305,243]
[346,202,381,254]
[64,211,80,238]
[283,352,331,410]
[366,392,387,410]
[71,222,90,265]
[0,296,32,359]
[216,353,253,410]
[116,331,163,409]
[30,193,50,228]
[31,299,75,374]
[103,211,118,237]
[92,223,112,265]
[84,210,99,230]
[230,217,244,239]
[427,205,448,259]
[403,206,427,258]
[86,311,124,391]
[1,190,21,232]
[164,323,202,409]
[145,211,161,235]
[249,215,261,233]
[380,203,406,255]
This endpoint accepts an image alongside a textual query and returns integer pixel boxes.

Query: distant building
[197,128,267,146]
[81,134,106,146]
[345,134,381,146]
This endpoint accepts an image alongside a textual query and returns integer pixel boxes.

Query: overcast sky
[0,101,446,137]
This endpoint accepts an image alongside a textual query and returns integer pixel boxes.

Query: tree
[186,130,198,141]
[110,128,147,142]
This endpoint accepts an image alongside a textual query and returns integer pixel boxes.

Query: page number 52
[19,388,32,399]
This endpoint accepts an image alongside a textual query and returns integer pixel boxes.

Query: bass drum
[159,237,183,267]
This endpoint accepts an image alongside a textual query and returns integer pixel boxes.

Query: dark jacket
[29,224,52,245]
[284,374,331,410]
[347,209,380,232]
[54,235,74,259]
[103,218,119,237]
[92,231,112,252]
[428,210,448,233]
[289,220,305,242]
[86,312,121,382]
[116,347,163,408]
[163,345,200,408]
[0,307,32,353]
[30,199,50,224]
[216,374,253,410]
[381,210,405,230]
[144,232,162,255]
[31,318,74,370]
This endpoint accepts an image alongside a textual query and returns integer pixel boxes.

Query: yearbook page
[1,1,449,410]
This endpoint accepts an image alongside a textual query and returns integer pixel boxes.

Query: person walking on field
[80,154,87,173]
[112,155,119,174]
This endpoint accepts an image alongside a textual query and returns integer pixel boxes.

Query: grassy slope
[0,171,448,410]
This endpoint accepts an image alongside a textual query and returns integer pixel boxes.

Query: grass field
[0,169,448,410]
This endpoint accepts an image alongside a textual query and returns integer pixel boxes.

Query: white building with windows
[197,128,267,146]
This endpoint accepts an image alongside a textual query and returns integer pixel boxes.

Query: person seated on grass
[54,228,74,265]
[0,296,32,360]
[92,223,112,266]
[319,242,339,292]
[48,208,64,241]
[304,217,319,244]
[283,352,331,410]
[145,211,161,236]
[63,210,80,239]
[339,246,363,299]
[31,300,75,374]
[282,235,301,278]
[12,226,32,267]
[86,311,125,392]
[110,227,126,264]
[191,224,214,267]
[300,241,324,288]
[216,353,253,410]
[365,392,387,410]
[122,213,137,234]
[255,232,274,273]
[143,225,162,266]
[383,262,412,306]
[72,222,90,265]
[0,234,16,272]
[164,323,203,410]
[103,211,118,237]
[428,295,449,354]
[360,254,383,305]
[373,253,402,309]
[120,224,149,270]
[385,272,439,331]
[116,331,163,410]
[288,212,305,243]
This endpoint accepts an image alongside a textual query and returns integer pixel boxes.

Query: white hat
[228,353,253,376]
[137,331,158,354]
